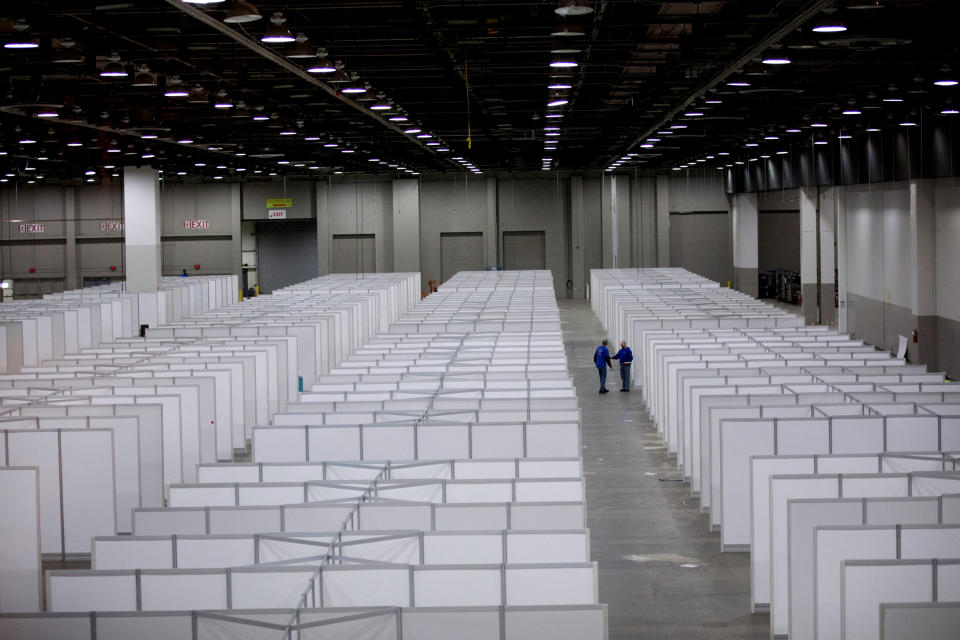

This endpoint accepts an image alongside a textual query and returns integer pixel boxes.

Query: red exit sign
[183,219,210,230]
[19,223,44,233]
[100,221,123,232]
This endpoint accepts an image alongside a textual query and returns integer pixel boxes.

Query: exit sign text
[183,219,210,230]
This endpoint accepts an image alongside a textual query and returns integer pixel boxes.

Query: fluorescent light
[370,104,391,110]
[404,128,421,134]
[705,99,722,104]
[762,57,791,65]
[786,128,802,133]
[141,134,158,139]
[942,109,960,115]
[389,116,408,121]
[341,86,367,94]
[341,149,355,153]
[684,111,704,117]
[838,134,852,139]
[307,63,336,73]
[814,140,828,145]
[279,130,297,135]
[899,121,917,127]
[745,142,759,147]
[934,80,958,87]
[640,144,654,148]
[178,138,194,144]
[812,20,846,33]
[19,138,36,144]
[545,132,560,137]
[36,111,58,118]
[416,134,432,139]
[866,127,882,132]
[810,123,828,128]
[842,109,862,115]
[776,150,789,155]
[164,90,189,97]
[883,97,903,102]
[324,143,338,148]
[727,81,750,87]
[67,142,83,147]
[4,40,39,49]
[548,99,569,107]
[670,124,687,129]
[214,102,232,109]
[548,83,573,89]
[252,115,270,121]
[764,135,779,140]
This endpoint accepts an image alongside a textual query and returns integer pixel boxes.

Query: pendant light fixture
[132,66,157,87]
[261,13,295,44]
[4,19,39,49]
[223,0,262,23]
[51,38,84,63]
[188,85,209,103]
[213,89,233,108]
[549,55,578,68]
[99,53,128,77]
[285,33,315,59]
[811,16,847,32]
[163,76,189,97]
[550,23,585,37]
[555,0,593,16]
[307,49,336,73]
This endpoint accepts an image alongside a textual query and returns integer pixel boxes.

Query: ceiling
[0,0,956,184]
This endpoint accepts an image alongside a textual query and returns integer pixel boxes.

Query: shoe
[599,389,609,394]
[620,389,629,392]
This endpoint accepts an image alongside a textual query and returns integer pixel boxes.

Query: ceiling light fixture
[389,116,408,122]
[811,17,847,33]
[99,53,128,77]
[761,56,791,65]
[285,33,315,59]
[4,19,39,49]
[132,66,157,87]
[934,79,958,87]
[555,0,593,16]
[213,89,233,108]
[842,109,861,115]
[261,13,295,44]
[307,51,336,73]
[684,111,704,117]
[36,110,58,118]
[550,23,585,37]
[548,98,569,107]
[164,76,189,97]
[224,0,262,23]
[883,97,903,103]
[942,109,960,115]
[184,0,226,4]
[899,120,917,127]
[548,83,573,90]
[549,55,578,68]
[545,113,564,118]
[727,80,750,87]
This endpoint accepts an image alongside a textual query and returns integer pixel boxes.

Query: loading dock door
[502,230,546,270]
[441,232,484,281]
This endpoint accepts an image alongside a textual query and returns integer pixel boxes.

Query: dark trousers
[598,366,608,391]
[620,364,631,390]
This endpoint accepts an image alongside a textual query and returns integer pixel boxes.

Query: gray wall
[757,211,800,273]
[669,211,732,285]
[257,220,319,293]
[0,171,732,304]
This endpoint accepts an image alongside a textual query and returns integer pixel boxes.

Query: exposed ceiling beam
[609,0,835,165]
[164,0,462,170]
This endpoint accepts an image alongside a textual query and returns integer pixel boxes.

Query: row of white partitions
[0,269,607,640]
[592,268,960,640]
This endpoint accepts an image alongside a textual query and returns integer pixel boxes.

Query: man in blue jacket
[594,339,613,394]
[612,340,634,392]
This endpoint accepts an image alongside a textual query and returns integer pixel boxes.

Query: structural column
[800,187,836,326]
[63,187,78,290]
[230,183,242,279]
[654,175,670,267]
[392,179,421,274]
[600,174,616,268]
[731,193,758,296]
[316,179,330,276]
[909,179,937,367]
[569,176,586,298]
[122,166,162,293]
[484,177,498,268]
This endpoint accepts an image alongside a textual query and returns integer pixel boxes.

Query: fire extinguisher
[912,329,918,344]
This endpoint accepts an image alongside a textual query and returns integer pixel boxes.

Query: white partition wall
[0,271,605,638]
[589,267,960,640]
[0,467,41,612]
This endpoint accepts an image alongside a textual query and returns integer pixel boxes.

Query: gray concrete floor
[559,299,769,640]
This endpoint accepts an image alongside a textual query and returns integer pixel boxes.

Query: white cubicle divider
[840,558,960,640]
[0,467,41,613]
[91,530,591,569]
[880,602,960,640]
[785,494,960,640]
[814,525,960,640]
[590,268,960,640]
[2,271,604,637]
[1,428,116,556]
[47,562,598,612]
[0,604,608,640]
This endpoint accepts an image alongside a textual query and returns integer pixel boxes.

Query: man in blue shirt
[594,339,613,394]
[611,341,634,392]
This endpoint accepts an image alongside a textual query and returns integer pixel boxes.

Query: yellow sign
[266,198,292,209]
